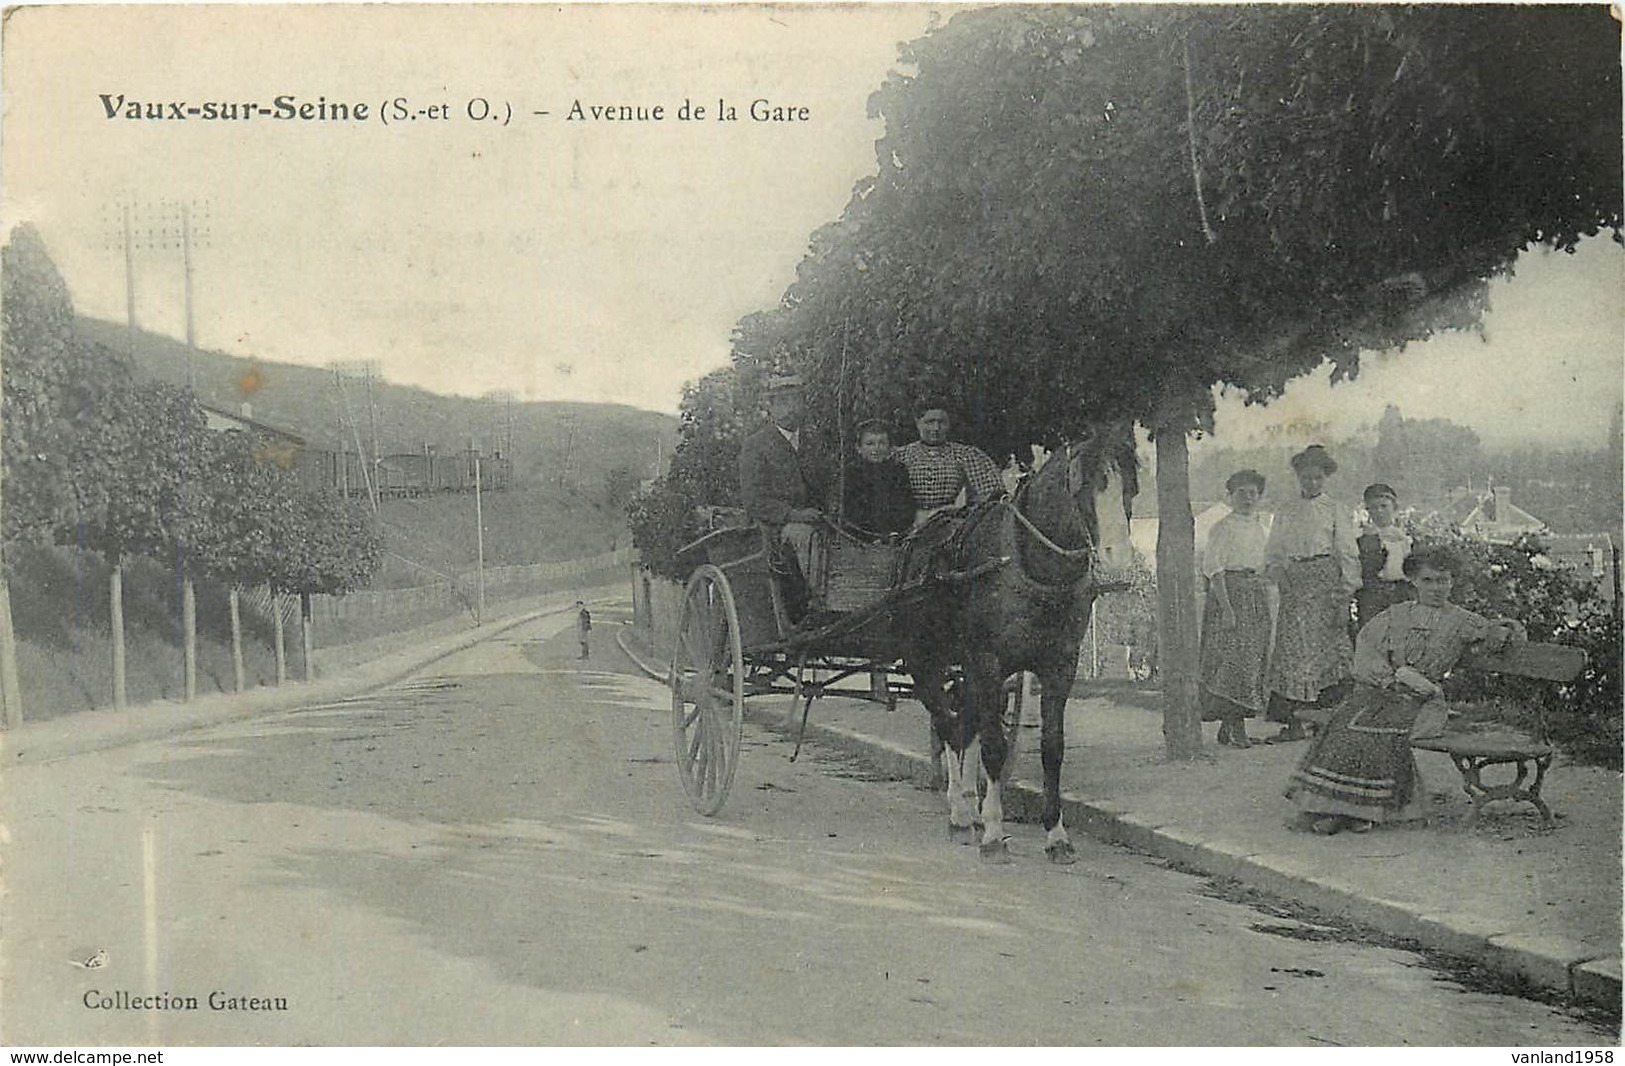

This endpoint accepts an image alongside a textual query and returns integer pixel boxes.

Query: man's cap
[1363,482,1399,503]
[766,373,805,392]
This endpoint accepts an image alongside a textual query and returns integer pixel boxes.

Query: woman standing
[1263,445,1360,742]
[1284,546,1524,834]
[1199,470,1272,748]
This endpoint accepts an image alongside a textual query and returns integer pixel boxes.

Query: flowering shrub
[1409,519,1621,769]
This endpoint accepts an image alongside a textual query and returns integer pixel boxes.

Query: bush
[1410,520,1621,769]
[627,476,705,582]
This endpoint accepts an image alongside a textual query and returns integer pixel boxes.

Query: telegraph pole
[123,205,137,358]
[330,361,379,511]
[106,199,210,702]
[474,448,486,625]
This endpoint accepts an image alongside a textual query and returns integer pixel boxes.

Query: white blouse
[1265,492,1360,591]
[1203,511,1269,578]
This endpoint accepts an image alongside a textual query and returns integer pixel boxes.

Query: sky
[3,3,1621,451]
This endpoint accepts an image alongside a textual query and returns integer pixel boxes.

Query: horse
[899,427,1137,864]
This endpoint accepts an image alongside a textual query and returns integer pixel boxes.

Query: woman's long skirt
[1283,684,1431,823]
[1199,570,1270,720]
[1266,555,1353,711]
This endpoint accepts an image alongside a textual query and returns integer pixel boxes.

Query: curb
[615,626,1622,1013]
[3,592,604,765]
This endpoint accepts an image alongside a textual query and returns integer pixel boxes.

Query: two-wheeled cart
[668,521,946,815]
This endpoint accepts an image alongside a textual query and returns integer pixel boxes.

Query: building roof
[198,403,307,446]
[1429,487,1547,543]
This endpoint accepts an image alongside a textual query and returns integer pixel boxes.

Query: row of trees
[1,224,382,721]
[632,5,1621,757]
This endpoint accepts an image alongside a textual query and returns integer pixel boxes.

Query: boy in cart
[841,419,915,539]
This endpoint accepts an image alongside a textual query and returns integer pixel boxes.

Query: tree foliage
[1,225,134,548]
[2,225,383,598]
[187,429,304,588]
[763,5,1620,447]
[627,365,754,578]
[272,489,383,598]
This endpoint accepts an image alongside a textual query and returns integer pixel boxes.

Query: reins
[1006,442,1096,565]
[1008,497,1094,562]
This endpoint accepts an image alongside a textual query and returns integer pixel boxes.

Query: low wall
[629,567,685,668]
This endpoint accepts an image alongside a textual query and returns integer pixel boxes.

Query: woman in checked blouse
[892,401,1007,527]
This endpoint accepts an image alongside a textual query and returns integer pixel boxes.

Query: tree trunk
[229,586,245,694]
[182,576,197,702]
[1155,427,1203,759]
[272,587,287,686]
[300,592,314,683]
[0,575,21,728]
[111,560,127,711]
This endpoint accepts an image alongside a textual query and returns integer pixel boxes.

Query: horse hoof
[978,838,1014,864]
[948,824,976,846]
[1045,840,1078,865]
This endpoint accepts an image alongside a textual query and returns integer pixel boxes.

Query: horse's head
[1061,424,1137,573]
[1014,423,1139,582]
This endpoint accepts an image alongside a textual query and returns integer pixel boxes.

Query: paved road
[3,606,1612,1046]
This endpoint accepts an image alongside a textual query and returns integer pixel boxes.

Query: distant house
[199,401,330,490]
[199,401,307,449]
[1430,485,1548,543]
[1428,485,1616,602]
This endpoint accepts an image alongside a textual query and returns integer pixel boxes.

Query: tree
[755,4,1620,757]
[269,489,382,682]
[627,365,751,578]
[188,429,304,691]
[1,225,132,550]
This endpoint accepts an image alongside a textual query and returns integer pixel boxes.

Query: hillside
[75,316,679,494]
[370,484,628,588]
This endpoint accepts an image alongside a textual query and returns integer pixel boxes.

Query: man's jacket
[738,423,823,525]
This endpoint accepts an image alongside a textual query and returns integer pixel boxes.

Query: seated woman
[1283,545,1524,835]
[841,419,916,539]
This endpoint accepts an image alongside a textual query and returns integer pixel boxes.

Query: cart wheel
[670,564,745,816]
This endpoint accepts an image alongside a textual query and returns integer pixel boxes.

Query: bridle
[1007,441,1097,564]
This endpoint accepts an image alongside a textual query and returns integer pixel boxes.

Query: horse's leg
[909,652,974,842]
[965,654,1014,864]
[1039,652,1081,865]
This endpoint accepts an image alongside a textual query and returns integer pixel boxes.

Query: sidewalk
[618,627,1622,1013]
[0,586,615,765]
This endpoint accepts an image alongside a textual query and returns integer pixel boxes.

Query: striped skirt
[1199,570,1270,717]
[1284,684,1431,823]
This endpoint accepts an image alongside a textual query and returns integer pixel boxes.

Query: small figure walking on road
[575,601,592,660]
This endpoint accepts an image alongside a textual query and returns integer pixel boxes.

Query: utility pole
[107,199,210,702]
[331,362,378,511]
[179,201,207,700]
[123,205,137,358]
[474,452,486,625]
